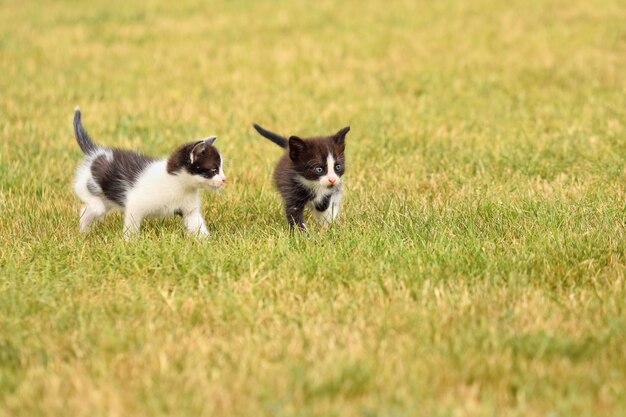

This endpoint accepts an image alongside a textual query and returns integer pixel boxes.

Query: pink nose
[328,177,336,185]
[221,175,227,183]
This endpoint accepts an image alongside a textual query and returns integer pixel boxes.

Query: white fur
[320,154,340,188]
[217,164,226,184]
[312,190,342,224]
[74,150,118,232]
[74,152,224,240]
[297,152,343,225]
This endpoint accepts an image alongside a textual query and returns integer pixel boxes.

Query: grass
[0,0,625,415]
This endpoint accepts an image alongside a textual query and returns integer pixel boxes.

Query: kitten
[72,107,226,239]
[252,123,350,230]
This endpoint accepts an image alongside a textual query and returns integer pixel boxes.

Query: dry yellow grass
[1,0,625,416]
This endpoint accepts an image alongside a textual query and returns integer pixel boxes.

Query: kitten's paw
[190,229,210,240]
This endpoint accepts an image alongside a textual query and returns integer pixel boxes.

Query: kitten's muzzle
[326,176,338,188]
[213,174,227,188]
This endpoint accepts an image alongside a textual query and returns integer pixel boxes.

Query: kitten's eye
[335,164,342,171]
[314,166,324,174]
[203,168,218,178]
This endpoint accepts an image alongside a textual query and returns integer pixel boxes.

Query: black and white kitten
[253,123,350,230]
[72,108,226,239]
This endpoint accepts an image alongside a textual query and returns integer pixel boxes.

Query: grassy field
[1,0,625,415]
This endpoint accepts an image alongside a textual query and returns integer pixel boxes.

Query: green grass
[1,0,625,415]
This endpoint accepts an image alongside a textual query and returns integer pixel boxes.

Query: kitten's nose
[328,177,336,185]
[220,175,227,183]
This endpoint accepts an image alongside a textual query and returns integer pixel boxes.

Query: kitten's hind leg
[79,199,107,232]
[286,205,306,231]
[75,169,107,232]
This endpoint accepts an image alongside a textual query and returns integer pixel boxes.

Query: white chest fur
[127,160,200,217]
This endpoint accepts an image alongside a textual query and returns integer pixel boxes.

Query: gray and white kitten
[72,108,226,239]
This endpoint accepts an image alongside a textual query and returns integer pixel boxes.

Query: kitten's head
[167,136,226,189]
[288,126,349,189]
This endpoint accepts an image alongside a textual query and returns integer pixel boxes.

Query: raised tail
[73,107,98,154]
[252,123,288,148]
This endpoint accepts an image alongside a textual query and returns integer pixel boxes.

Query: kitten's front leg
[183,210,209,238]
[286,205,306,231]
[313,192,342,226]
[123,210,144,240]
[314,205,340,225]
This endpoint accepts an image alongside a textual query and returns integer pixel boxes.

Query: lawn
[0,0,625,416]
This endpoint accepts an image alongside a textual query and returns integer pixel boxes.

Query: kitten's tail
[253,123,288,148]
[73,107,98,154]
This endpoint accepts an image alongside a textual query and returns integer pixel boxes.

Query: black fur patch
[314,194,332,212]
[73,109,98,154]
[86,178,101,196]
[90,150,154,207]
[167,141,221,179]
[253,124,288,148]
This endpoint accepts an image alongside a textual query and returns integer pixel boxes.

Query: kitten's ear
[288,136,307,161]
[202,136,217,145]
[333,126,350,145]
[190,141,207,164]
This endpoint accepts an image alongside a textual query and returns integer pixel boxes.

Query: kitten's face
[289,127,349,190]
[167,137,226,189]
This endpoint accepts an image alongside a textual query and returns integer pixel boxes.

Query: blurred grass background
[0,0,625,416]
